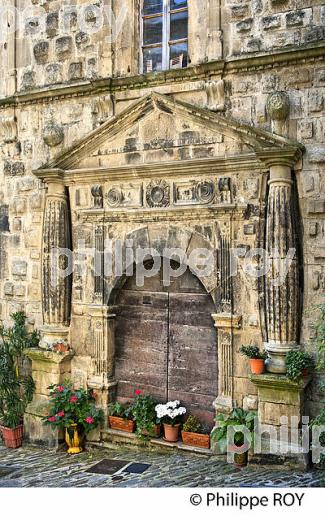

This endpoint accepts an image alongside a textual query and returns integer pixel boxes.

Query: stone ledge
[0,42,324,108]
[100,429,213,456]
[250,374,311,392]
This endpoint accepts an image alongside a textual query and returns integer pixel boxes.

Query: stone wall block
[262,15,281,30]
[12,260,28,277]
[55,37,73,60]
[46,12,59,38]
[236,18,253,32]
[33,42,50,64]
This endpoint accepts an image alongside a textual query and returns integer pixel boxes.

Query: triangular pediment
[37,92,303,172]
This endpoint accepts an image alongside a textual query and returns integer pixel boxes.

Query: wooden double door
[115,265,217,427]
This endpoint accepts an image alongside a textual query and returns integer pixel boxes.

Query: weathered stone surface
[12,260,27,277]
[43,123,64,147]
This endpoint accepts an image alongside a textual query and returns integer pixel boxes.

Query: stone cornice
[0,42,324,109]
[34,155,264,185]
[78,204,247,224]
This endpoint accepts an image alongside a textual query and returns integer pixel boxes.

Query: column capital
[211,313,242,329]
[256,147,303,170]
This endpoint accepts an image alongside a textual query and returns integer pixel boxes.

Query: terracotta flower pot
[109,416,135,433]
[142,424,161,438]
[54,343,69,353]
[163,423,180,442]
[250,358,265,375]
[1,424,24,449]
[234,450,248,468]
[181,431,210,449]
[65,424,83,455]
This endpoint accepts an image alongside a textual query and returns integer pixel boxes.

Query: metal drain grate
[124,463,151,474]
[86,459,129,475]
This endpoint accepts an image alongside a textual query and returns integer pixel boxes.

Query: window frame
[140,0,188,74]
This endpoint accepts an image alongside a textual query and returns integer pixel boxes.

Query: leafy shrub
[211,408,256,452]
[0,313,38,429]
[285,350,314,382]
[108,401,134,420]
[132,391,160,438]
[182,415,201,433]
[44,381,104,435]
[240,345,267,360]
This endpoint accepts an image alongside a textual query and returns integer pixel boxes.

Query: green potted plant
[285,350,314,381]
[240,345,267,375]
[132,390,161,439]
[181,415,210,449]
[211,408,256,467]
[108,402,135,433]
[310,408,325,467]
[155,401,187,442]
[0,312,38,449]
[43,382,104,454]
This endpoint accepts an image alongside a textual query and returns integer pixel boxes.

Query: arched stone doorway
[115,262,217,427]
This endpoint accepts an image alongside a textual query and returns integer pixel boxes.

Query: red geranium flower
[48,417,56,423]
[85,417,94,424]
[57,386,64,393]
[57,411,65,417]
[135,389,142,396]
[70,395,78,403]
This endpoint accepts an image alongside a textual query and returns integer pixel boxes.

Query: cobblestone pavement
[0,444,324,488]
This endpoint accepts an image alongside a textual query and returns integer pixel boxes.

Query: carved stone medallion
[266,91,290,121]
[43,122,64,147]
[197,181,215,204]
[146,180,170,208]
[107,187,123,207]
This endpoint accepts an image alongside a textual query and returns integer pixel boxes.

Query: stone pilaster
[264,162,301,373]
[87,305,117,435]
[41,172,72,347]
[212,313,242,412]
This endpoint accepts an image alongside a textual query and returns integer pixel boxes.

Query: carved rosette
[266,92,290,122]
[42,184,72,327]
[264,164,301,373]
[146,179,170,208]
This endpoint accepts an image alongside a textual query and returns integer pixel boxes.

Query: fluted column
[264,163,300,373]
[41,173,72,346]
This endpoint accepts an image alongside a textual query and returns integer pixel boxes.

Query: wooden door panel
[115,289,168,402]
[168,292,217,428]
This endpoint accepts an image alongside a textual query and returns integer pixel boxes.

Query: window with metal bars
[141,0,188,74]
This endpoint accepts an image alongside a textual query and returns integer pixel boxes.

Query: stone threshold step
[100,428,213,456]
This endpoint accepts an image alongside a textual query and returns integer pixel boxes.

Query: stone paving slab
[0,444,324,488]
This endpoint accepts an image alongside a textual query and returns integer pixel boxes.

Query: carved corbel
[91,95,114,126]
[0,115,17,143]
[205,80,225,112]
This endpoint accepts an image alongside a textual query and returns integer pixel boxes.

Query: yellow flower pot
[65,424,83,454]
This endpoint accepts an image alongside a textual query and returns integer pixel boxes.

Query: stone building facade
[0,1,324,454]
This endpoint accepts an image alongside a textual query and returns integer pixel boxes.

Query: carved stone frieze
[146,179,170,208]
[106,183,143,209]
[174,180,215,205]
[91,185,103,209]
